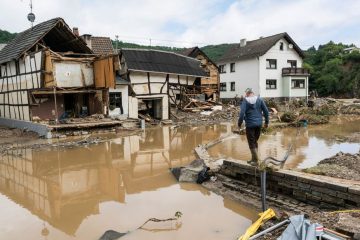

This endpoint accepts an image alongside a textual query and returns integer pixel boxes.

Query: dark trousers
[246,126,261,149]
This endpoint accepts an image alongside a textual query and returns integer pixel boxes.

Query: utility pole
[115,35,119,53]
[149,38,152,47]
[27,0,36,28]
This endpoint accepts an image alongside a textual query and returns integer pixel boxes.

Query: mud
[304,151,360,181]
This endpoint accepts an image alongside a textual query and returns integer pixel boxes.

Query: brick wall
[220,160,360,209]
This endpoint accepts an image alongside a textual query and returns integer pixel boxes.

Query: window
[266,79,277,89]
[220,82,227,91]
[287,60,297,68]
[230,82,235,91]
[230,63,235,72]
[292,79,305,89]
[109,92,123,111]
[266,59,277,69]
[219,64,226,73]
[280,42,284,51]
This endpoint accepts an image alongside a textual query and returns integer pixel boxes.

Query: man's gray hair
[245,88,253,94]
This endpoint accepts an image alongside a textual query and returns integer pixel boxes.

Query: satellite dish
[27,12,35,23]
[289,44,293,49]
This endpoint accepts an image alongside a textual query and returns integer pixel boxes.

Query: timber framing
[0,17,119,127]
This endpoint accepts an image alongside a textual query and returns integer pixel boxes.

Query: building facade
[217,33,309,100]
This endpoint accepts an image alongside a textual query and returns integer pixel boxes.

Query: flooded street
[0,116,359,239]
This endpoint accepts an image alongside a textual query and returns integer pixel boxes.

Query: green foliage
[0,29,16,44]
[201,44,234,62]
[304,42,360,97]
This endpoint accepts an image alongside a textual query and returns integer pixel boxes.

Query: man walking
[238,88,269,166]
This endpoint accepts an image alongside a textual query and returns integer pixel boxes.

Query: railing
[282,67,310,76]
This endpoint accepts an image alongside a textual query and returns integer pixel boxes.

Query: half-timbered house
[179,47,220,100]
[0,18,117,135]
[119,49,209,120]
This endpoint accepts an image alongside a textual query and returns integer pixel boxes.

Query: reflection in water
[0,125,255,240]
[0,117,359,239]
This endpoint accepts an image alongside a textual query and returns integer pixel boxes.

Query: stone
[335,213,360,238]
[170,159,207,182]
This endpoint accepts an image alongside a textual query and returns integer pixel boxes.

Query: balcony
[282,67,310,76]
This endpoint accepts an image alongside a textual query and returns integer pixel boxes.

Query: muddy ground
[203,174,360,239]
[304,151,360,181]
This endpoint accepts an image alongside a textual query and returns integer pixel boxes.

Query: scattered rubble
[303,151,360,181]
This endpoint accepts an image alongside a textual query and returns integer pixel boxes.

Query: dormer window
[280,42,284,51]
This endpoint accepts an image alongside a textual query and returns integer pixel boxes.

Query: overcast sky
[0,0,359,49]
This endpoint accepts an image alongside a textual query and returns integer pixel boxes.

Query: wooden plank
[44,51,54,87]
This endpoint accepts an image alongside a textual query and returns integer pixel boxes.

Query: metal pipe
[260,170,267,212]
[249,219,290,240]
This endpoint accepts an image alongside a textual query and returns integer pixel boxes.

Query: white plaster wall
[259,38,304,98]
[290,77,308,97]
[53,61,94,88]
[218,58,259,99]
[128,96,138,119]
[109,85,129,116]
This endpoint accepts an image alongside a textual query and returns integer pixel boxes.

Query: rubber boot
[247,148,259,166]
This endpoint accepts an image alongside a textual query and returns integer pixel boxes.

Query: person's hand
[264,124,268,129]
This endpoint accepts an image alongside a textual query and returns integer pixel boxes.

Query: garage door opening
[138,98,163,120]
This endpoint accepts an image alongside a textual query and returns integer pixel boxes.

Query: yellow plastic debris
[238,208,276,240]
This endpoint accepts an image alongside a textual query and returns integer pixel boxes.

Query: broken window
[220,82,227,91]
[292,79,305,89]
[266,79,277,89]
[266,59,277,69]
[109,92,123,112]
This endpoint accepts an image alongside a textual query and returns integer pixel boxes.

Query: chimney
[73,27,79,36]
[81,34,92,48]
[240,38,247,47]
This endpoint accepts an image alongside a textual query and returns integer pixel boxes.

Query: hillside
[0,29,16,44]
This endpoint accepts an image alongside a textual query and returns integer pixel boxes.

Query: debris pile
[171,103,239,125]
[303,151,360,181]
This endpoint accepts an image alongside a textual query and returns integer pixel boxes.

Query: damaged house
[179,47,220,101]
[81,34,128,118]
[0,18,119,136]
[119,49,209,120]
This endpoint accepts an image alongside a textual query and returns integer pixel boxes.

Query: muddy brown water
[0,116,359,239]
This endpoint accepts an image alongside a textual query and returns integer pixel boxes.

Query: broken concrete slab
[171,159,207,182]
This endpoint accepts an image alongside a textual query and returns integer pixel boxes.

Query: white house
[217,32,309,100]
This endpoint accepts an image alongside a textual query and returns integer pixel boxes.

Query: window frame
[230,82,235,91]
[230,63,235,72]
[266,79,277,90]
[291,79,305,89]
[219,64,226,74]
[220,82,227,92]
[287,60,297,68]
[109,92,123,109]
[266,59,277,69]
[280,42,284,51]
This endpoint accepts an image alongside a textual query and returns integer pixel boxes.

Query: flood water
[0,116,359,239]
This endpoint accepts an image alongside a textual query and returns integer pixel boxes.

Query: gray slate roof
[0,18,92,64]
[121,48,208,77]
[217,32,304,63]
